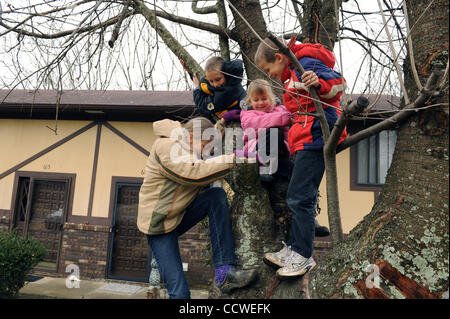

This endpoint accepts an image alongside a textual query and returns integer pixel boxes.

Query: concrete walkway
[19,276,209,299]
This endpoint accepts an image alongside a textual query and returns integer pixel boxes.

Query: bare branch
[367,0,437,112]
[62,0,106,46]
[0,0,92,37]
[108,0,132,48]
[341,27,395,63]
[377,0,410,104]
[224,0,269,46]
[337,71,442,153]
[191,0,217,14]
[402,0,423,91]
[0,10,133,39]
[150,7,233,40]
[134,0,204,78]
[290,0,302,26]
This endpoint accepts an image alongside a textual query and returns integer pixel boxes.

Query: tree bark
[134,0,205,78]
[227,0,269,81]
[209,159,281,299]
[134,0,448,299]
[308,0,449,298]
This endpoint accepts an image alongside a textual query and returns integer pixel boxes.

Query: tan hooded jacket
[137,119,234,235]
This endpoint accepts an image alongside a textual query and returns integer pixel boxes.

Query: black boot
[315,219,330,237]
[218,267,258,294]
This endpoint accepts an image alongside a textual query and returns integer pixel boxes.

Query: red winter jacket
[282,40,347,153]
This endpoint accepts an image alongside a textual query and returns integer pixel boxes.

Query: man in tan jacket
[138,117,256,298]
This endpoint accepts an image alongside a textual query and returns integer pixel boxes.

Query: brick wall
[59,223,110,279]
[179,223,214,288]
[23,220,216,288]
[58,221,213,288]
[3,215,332,288]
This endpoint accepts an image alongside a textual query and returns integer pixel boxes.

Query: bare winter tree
[0,0,448,298]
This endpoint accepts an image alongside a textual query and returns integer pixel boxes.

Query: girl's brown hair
[244,79,276,107]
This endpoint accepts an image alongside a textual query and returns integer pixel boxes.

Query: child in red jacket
[255,37,347,278]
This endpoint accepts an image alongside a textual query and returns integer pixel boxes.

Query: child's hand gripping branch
[301,70,320,89]
[182,56,246,118]
[180,58,200,87]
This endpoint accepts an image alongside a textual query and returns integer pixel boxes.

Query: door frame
[106,176,149,282]
[10,171,76,273]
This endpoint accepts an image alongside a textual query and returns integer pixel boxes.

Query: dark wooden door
[27,180,68,271]
[13,177,32,234]
[108,183,150,282]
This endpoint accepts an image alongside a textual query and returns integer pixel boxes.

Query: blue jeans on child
[285,150,325,258]
[146,187,236,299]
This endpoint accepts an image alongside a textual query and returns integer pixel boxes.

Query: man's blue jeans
[286,150,325,258]
[146,187,236,299]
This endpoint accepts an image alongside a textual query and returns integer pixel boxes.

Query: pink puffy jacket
[240,104,291,154]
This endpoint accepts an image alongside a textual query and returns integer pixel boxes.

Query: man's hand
[301,70,319,88]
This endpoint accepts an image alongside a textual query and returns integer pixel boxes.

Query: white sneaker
[263,242,292,268]
[276,250,316,278]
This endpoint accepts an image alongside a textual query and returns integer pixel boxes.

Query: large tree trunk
[308,0,449,299]
[209,1,345,299]
[136,0,448,299]
[227,0,268,81]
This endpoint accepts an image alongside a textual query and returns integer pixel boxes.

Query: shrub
[0,230,46,298]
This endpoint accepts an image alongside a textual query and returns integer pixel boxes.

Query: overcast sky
[0,0,404,96]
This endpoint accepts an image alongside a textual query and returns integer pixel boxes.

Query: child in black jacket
[181,57,246,119]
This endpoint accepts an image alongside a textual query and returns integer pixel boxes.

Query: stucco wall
[90,122,154,218]
[1,118,376,233]
[0,119,94,215]
[0,119,154,219]
[317,149,375,233]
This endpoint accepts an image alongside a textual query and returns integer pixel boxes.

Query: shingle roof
[0,89,400,121]
[0,89,197,121]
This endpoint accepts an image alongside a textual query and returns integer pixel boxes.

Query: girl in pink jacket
[240,79,292,182]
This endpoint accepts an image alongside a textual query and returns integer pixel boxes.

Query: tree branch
[337,71,442,153]
[216,0,230,60]
[150,7,234,40]
[341,27,395,63]
[0,10,133,39]
[133,0,204,78]
[191,0,217,14]
[402,0,423,91]
[290,0,303,26]
[377,0,410,105]
[190,0,231,59]
[108,0,132,48]
[325,96,370,154]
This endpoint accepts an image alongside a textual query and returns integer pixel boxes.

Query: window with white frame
[356,130,397,186]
